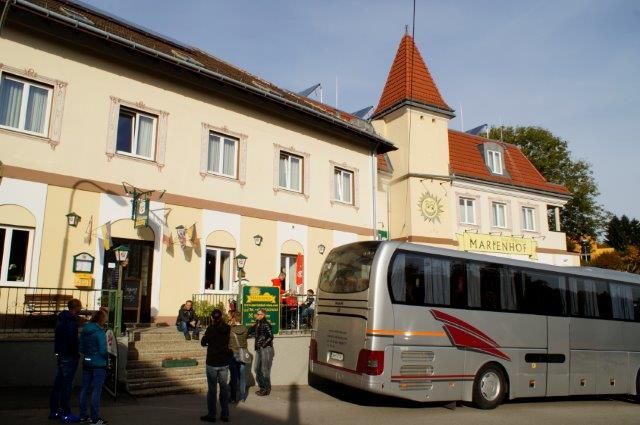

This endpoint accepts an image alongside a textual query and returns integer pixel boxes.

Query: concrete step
[128,348,205,361]
[126,365,205,380]
[129,339,203,350]
[129,330,193,342]
[126,375,207,391]
[127,382,208,397]
[126,357,205,369]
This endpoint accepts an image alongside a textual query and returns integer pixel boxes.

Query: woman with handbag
[228,311,249,403]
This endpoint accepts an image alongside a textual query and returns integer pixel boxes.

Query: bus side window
[404,255,425,305]
[449,263,467,308]
[479,263,501,311]
[632,286,640,322]
[610,282,634,320]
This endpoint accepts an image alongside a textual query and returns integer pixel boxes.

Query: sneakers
[60,413,81,423]
[91,419,108,425]
[193,334,200,341]
[255,388,271,396]
[200,415,216,422]
[185,334,192,341]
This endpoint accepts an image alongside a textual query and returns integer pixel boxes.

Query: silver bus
[309,241,640,408]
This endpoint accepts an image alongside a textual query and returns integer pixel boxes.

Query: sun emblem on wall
[418,191,444,223]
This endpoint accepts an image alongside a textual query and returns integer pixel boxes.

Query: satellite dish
[297,83,322,98]
[466,124,488,136]
[351,106,374,119]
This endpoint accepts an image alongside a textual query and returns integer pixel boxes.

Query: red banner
[295,253,304,287]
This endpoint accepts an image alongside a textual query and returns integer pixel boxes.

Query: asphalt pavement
[0,385,638,425]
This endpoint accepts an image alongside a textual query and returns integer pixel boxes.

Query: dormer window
[486,149,503,175]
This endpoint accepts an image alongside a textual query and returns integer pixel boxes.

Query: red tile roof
[448,130,570,195]
[373,34,452,118]
[377,153,393,174]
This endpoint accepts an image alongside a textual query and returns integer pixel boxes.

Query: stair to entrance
[125,327,208,397]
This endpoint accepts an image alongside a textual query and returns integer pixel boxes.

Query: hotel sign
[457,233,537,259]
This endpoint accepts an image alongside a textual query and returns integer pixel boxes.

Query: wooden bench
[24,293,73,315]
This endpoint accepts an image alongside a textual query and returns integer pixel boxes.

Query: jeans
[301,307,314,325]
[177,320,200,337]
[79,367,107,420]
[255,346,274,390]
[205,365,230,418]
[229,357,247,401]
[50,357,78,414]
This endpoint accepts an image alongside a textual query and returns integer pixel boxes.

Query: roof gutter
[0,0,11,35]
[11,0,395,153]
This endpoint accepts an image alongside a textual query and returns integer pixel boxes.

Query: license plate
[329,351,344,362]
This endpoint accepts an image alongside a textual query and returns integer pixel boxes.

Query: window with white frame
[333,167,354,204]
[492,202,507,228]
[522,207,536,231]
[279,151,303,192]
[459,197,476,224]
[207,132,238,178]
[115,107,157,160]
[486,149,503,175]
[205,247,234,292]
[0,226,34,284]
[280,254,301,292]
[0,74,53,136]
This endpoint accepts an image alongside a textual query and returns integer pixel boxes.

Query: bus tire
[472,363,506,410]
[636,370,640,403]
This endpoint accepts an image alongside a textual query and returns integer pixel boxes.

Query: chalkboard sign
[122,278,140,309]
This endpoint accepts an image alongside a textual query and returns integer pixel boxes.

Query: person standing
[251,308,274,396]
[176,300,200,341]
[200,309,232,423]
[79,310,109,425]
[49,298,83,422]
[228,311,249,403]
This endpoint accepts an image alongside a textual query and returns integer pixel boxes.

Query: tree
[488,126,607,240]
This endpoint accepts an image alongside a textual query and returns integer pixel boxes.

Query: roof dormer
[481,141,509,177]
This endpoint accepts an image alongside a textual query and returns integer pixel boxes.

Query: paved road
[1,385,638,425]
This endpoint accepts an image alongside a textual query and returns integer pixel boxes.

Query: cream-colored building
[373,35,579,267]
[0,0,395,323]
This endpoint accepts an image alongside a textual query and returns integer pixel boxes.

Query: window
[207,132,238,178]
[522,207,536,231]
[459,198,476,224]
[279,152,303,192]
[333,167,353,204]
[0,74,52,136]
[318,242,378,294]
[116,107,157,160]
[205,247,234,292]
[492,202,507,228]
[0,226,33,284]
[610,282,634,320]
[568,277,611,319]
[486,149,503,174]
[280,254,300,292]
[547,205,560,232]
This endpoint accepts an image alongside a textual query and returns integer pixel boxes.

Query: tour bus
[308,241,640,408]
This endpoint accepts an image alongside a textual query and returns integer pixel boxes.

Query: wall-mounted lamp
[317,244,326,255]
[66,212,81,227]
[253,234,263,246]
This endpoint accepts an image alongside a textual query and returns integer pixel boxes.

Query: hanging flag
[162,222,173,246]
[176,225,187,248]
[295,253,304,287]
[101,221,112,251]
[84,215,93,244]
[186,223,199,248]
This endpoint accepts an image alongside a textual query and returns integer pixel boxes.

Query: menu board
[122,278,140,309]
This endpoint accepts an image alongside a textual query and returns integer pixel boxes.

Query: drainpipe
[0,0,11,35]
[371,145,379,240]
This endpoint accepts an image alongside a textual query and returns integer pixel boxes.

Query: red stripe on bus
[431,309,498,346]
[391,374,474,379]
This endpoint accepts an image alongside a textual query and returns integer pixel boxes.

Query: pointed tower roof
[373,34,454,119]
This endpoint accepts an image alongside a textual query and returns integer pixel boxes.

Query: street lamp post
[235,253,248,311]
[112,245,129,336]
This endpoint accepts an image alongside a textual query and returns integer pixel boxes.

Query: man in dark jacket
[200,309,232,422]
[49,298,83,422]
[176,300,200,340]
[251,308,274,396]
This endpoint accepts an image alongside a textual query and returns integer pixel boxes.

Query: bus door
[546,316,570,396]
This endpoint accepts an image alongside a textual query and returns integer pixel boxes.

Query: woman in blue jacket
[79,310,109,424]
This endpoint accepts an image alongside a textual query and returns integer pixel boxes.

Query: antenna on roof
[351,106,374,119]
[405,24,409,35]
[459,104,464,132]
[335,75,339,109]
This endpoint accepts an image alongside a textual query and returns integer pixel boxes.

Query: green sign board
[377,229,388,240]
[132,198,150,229]
[241,286,280,335]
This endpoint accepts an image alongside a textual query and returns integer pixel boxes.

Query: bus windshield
[318,241,380,293]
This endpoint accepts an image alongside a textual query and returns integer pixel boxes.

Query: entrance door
[102,238,154,323]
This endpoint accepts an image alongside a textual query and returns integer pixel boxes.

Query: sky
[80,0,640,219]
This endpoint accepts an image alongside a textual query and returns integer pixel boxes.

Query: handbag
[232,331,251,364]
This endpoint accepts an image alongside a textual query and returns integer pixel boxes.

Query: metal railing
[192,292,314,334]
[0,286,121,334]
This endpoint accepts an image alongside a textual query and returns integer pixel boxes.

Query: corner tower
[372,34,455,241]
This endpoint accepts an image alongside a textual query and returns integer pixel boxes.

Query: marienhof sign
[457,233,537,259]
[241,286,280,334]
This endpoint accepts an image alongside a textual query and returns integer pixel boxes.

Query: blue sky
[80,0,640,219]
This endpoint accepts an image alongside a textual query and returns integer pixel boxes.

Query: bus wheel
[636,370,640,403]
[472,364,506,409]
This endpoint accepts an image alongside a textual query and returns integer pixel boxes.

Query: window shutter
[105,96,120,159]
[155,111,169,168]
[200,124,209,177]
